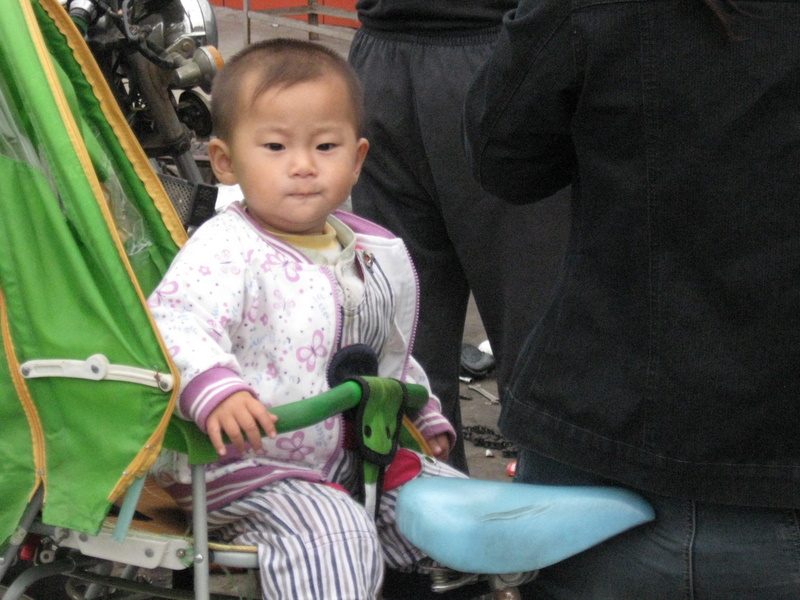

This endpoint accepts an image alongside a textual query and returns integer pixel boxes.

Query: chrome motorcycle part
[171,46,223,93]
[74,0,220,183]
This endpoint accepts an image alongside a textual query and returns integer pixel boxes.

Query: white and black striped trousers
[207,450,465,599]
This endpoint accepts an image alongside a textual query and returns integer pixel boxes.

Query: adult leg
[409,38,571,393]
[349,29,471,472]
[515,448,800,600]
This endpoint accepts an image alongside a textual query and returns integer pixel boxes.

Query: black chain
[463,425,518,458]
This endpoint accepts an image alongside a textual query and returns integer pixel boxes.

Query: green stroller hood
[0,0,188,544]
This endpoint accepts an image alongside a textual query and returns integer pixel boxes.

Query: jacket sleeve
[403,355,457,445]
[463,0,578,204]
[148,218,254,429]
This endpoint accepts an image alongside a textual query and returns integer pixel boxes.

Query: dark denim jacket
[464,0,800,507]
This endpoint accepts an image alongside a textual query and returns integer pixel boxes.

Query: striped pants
[207,450,465,599]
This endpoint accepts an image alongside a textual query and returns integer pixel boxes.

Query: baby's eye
[317,143,337,152]
[264,143,284,151]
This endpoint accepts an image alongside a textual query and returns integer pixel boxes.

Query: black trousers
[348,26,570,473]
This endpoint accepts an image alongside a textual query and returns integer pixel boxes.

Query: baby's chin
[248,206,330,236]
[275,217,330,236]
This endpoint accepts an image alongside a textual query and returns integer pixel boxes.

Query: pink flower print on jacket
[216,249,241,275]
[276,431,314,461]
[261,249,303,282]
[245,298,268,326]
[148,280,179,309]
[265,363,278,379]
[272,289,296,316]
[296,330,328,372]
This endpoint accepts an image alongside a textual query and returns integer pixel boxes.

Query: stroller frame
[0,466,258,600]
[1,377,433,600]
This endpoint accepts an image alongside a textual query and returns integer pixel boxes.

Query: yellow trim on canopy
[40,0,188,248]
[21,0,105,220]
[26,0,181,501]
[0,287,46,501]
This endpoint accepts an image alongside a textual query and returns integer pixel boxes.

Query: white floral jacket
[147,203,454,511]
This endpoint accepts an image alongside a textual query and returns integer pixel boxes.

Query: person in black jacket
[465,0,800,597]
[348,0,571,475]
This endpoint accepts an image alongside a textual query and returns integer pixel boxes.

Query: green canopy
[0,0,187,544]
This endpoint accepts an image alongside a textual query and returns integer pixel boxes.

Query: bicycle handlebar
[164,377,430,464]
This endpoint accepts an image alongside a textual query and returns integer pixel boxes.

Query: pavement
[210,6,517,483]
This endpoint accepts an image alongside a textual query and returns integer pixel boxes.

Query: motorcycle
[65,0,221,184]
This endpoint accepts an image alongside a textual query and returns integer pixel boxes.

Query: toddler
[148,38,464,599]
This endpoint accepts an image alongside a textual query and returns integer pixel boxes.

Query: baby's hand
[425,433,452,462]
[206,390,278,456]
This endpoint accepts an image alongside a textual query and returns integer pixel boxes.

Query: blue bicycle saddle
[396,478,655,575]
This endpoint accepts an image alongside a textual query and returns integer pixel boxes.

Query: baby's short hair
[211,38,365,142]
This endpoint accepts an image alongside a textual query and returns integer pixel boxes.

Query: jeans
[515,449,800,600]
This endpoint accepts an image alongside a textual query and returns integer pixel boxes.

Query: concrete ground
[211,6,516,483]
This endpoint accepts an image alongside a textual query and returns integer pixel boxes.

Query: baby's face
[219,74,368,235]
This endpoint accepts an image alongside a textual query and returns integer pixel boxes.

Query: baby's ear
[208,138,237,185]
[353,137,369,180]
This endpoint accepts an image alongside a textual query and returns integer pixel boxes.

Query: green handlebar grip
[270,379,428,430]
[164,381,363,463]
[271,380,363,432]
[165,378,429,463]
[403,382,430,413]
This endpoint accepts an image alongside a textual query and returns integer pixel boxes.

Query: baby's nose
[290,149,316,176]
